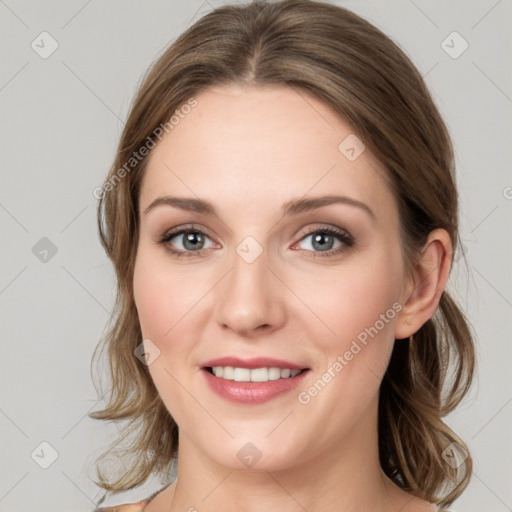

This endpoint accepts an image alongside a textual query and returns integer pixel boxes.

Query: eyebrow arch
[143,194,375,220]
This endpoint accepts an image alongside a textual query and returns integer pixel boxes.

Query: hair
[89,0,476,507]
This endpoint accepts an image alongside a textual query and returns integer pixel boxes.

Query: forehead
[140,84,395,218]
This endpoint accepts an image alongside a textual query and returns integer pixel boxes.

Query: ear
[394,228,453,340]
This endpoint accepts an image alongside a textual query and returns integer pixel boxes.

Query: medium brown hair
[90,0,476,507]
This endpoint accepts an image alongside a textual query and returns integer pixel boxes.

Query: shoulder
[95,498,150,512]
[94,482,172,512]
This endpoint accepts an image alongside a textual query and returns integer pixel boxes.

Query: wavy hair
[89,0,476,507]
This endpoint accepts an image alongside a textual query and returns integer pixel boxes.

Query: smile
[202,366,310,404]
[207,366,304,382]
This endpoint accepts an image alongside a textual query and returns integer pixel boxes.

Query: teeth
[233,367,251,382]
[211,366,303,381]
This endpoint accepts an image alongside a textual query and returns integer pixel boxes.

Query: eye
[294,226,354,258]
[159,224,354,259]
[159,224,216,258]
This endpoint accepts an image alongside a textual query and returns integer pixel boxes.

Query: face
[133,84,410,471]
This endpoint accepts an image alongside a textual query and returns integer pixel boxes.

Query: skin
[132,84,452,512]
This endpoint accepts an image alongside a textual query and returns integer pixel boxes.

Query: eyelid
[294,222,351,241]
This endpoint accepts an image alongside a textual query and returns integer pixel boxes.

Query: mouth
[200,358,310,404]
[204,366,307,382]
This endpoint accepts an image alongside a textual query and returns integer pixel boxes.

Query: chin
[197,434,305,473]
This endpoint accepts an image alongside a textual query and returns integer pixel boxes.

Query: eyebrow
[143,194,375,220]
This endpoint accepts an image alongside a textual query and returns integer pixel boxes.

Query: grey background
[1,1,511,510]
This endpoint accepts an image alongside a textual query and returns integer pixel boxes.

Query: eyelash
[158,224,355,259]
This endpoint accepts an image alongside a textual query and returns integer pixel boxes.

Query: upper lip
[202,356,308,370]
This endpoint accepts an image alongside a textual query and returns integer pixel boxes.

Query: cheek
[291,256,403,427]
[293,245,404,414]
[298,247,403,349]
[132,247,210,373]
[133,248,179,339]
[133,250,196,417]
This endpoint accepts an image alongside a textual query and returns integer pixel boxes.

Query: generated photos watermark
[93,97,198,200]
[297,301,403,404]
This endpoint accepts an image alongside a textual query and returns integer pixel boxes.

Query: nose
[215,244,287,337]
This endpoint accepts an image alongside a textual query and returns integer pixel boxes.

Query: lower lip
[202,368,309,404]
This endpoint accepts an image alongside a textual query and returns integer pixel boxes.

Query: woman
[90,1,475,511]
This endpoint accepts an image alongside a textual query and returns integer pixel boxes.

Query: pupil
[313,233,333,251]
[184,232,203,250]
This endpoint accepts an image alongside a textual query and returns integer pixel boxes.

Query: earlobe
[394,229,453,340]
